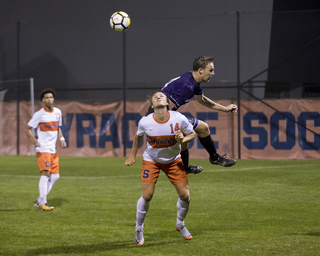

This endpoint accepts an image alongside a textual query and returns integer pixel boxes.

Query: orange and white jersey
[28,107,62,153]
[137,110,193,164]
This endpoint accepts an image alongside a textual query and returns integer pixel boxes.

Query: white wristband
[60,137,65,141]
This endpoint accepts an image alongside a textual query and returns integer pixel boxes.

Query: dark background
[0,0,319,102]
[267,0,320,98]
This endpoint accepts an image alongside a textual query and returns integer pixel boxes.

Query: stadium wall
[1,99,319,159]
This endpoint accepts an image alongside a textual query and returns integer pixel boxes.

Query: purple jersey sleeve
[161,71,203,110]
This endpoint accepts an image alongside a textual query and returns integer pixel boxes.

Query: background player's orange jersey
[28,107,62,153]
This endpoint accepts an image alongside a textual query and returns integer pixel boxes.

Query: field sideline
[1,156,320,255]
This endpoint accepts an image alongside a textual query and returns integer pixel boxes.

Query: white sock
[38,176,49,205]
[136,196,150,228]
[47,174,60,194]
[176,197,190,227]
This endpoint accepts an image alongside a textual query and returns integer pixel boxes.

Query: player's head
[148,92,169,109]
[40,88,56,101]
[193,56,214,71]
[192,56,215,83]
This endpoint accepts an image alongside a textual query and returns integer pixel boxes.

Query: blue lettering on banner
[298,112,320,150]
[270,112,295,150]
[196,112,218,149]
[99,113,120,148]
[61,113,74,147]
[76,113,97,148]
[61,111,319,151]
[122,113,142,148]
[243,112,268,150]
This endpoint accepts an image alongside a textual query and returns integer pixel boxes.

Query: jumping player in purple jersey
[156,56,238,173]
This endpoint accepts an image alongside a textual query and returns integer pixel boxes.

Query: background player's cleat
[176,225,193,240]
[34,200,40,207]
[135,227,144,246]
[186,165,203,174]
[40,203,54,211]
[210,154,236,167]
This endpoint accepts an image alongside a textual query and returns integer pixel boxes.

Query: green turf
[0,156,320,255]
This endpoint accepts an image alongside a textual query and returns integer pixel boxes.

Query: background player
[25,88,67,211]
[160,56,238,173]
[125,92,196,246]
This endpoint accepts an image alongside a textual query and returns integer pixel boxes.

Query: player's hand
[60,140,67,148]
[125,156,136,166]
[33,140,41,147]
[226,104,238,112]
[175,130,184,144]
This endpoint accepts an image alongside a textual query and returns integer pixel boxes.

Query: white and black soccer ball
[110,11,131,32]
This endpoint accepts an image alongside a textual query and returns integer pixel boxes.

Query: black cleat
[210,154,236,167]
[186,165,203,174]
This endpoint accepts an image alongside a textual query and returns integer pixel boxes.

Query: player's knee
[142,189,154,201]
[142,194,153,201]
[41,170,50,177]
[195,121,210,137]
[179,192,190,202]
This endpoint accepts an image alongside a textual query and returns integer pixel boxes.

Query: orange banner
[239,99,320,159]
[1,99,319,159]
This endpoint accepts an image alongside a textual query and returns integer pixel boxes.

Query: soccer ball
[110,11,131,32]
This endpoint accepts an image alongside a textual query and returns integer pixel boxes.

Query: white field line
[0,164,319,180]
[205,164,320,172]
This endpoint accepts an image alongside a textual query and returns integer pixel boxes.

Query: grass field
[0,156,320,256]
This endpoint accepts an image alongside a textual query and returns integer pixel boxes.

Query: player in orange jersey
[25,88,67,211]
[125,92,196,245]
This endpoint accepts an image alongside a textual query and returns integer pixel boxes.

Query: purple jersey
[161,71,203,111]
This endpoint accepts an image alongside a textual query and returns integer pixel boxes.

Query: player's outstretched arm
[125,134,143,166]
[225,104,238,112]
[195,94,237,112]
